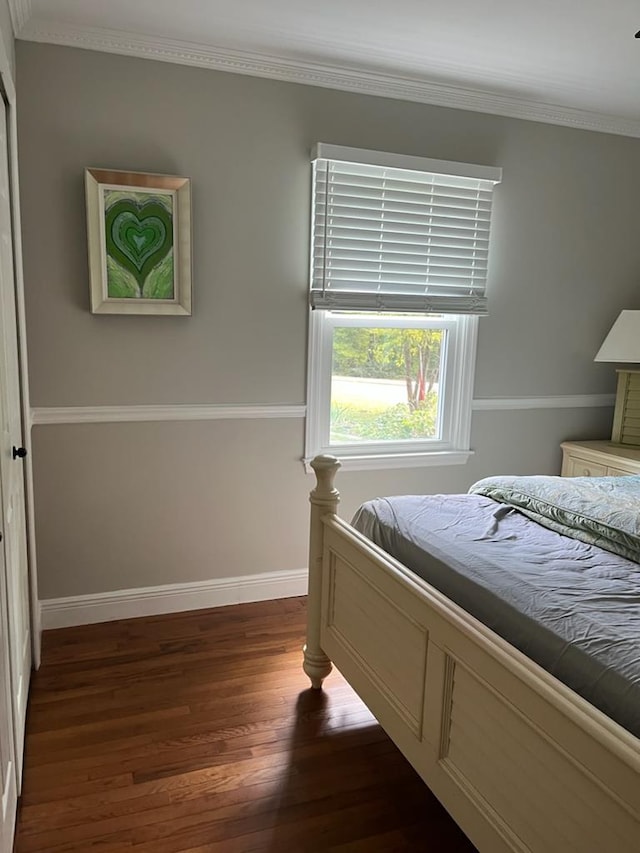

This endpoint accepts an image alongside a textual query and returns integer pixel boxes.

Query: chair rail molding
[472,393,615,411]
[30,395,613,426]
[30,403,307,425]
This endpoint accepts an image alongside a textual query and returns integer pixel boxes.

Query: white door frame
[0,35,40,670]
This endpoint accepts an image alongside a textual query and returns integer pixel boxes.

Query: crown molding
[7,0,31,36]
[18,20,640,139]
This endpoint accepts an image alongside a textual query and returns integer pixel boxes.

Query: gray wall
[16,41,638,600]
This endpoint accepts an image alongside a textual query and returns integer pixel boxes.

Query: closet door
[0,92,30,787]
[0,537,16,852]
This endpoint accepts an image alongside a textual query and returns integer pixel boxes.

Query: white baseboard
[40,569,308,629]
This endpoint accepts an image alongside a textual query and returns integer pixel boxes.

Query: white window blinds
[310,144,502,315]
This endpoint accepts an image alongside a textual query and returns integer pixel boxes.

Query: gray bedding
[352,494,640,738]
[470,474,640,563]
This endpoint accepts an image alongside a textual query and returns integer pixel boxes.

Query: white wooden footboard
[303,456,640,853]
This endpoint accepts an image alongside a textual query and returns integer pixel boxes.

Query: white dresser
[561,440,640,477]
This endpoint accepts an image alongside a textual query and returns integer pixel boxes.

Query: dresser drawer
[561,441,640,478]
[564,457,608,478]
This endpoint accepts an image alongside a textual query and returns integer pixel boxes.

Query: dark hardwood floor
[14,597,475,852]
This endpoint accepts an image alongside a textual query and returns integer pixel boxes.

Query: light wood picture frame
[85,168,192,315]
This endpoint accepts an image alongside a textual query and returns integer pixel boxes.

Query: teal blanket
[469,475,640,563]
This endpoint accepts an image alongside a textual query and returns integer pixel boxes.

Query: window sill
[303,449,473,473]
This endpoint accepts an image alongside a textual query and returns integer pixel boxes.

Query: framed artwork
[85,168,192,315]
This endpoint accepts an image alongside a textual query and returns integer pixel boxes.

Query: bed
[302,456,640,853]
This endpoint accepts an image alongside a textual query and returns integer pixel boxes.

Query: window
[305,144,502,470]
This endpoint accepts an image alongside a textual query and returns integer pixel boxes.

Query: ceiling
[13,0,640,136]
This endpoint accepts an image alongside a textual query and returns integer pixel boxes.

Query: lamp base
[611,370,640,446]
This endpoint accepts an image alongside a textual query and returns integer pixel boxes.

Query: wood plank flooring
[14,597,476,852]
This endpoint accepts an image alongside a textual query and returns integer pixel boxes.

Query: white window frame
[304,311,478,471]
[304,143,500,472]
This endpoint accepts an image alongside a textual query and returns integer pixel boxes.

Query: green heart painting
[104,189,175,299]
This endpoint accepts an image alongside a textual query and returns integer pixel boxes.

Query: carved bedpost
[303,454,341,689]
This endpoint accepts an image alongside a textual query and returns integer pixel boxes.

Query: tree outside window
[330,327,444,444]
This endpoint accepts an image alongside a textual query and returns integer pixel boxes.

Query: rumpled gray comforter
[352,492,640,738]
[469,474,640,563]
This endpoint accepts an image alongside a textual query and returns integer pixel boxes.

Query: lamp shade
[594,310,640,363]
